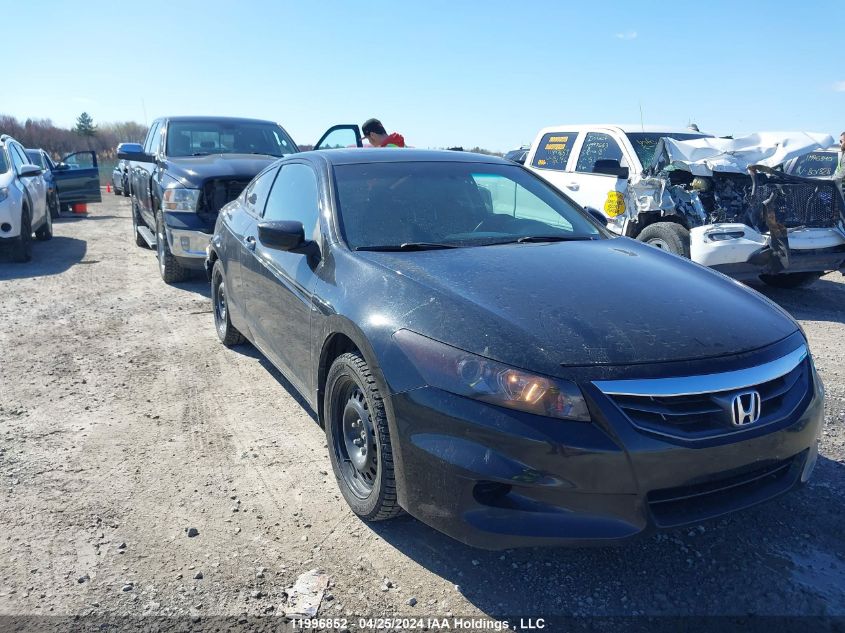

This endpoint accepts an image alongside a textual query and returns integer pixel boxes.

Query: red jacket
[379,132,406,148]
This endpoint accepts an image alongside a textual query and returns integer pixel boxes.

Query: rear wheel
[212,259,246,346]
[760,272,823,289]
[156,210,188,283]
[35,207,53,241]
[636,222,690,258]
[10,209,33,263]
[325,352,402,521]
[48,190,60,219]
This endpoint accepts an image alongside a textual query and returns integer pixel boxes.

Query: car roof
[535,124,705,135]
[299,148,512,166]
[160,115,278,125]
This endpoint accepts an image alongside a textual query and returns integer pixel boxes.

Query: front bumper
[163,211,212,268]
[0,198,23,239]
[690,224,845,279]
[387,356,823,550]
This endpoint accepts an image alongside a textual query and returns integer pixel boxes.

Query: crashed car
[624,133,845,288]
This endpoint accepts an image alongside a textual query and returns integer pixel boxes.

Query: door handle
[566,182,579,190]
[243,236,256,251]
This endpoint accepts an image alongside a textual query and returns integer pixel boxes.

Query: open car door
[52,151,102,205]
[314,125,363,150]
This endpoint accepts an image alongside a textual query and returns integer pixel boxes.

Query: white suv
[0,134,51,262]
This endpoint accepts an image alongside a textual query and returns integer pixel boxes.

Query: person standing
[834,132,845,194]
[362,118,406,147]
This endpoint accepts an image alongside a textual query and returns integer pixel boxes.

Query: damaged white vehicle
[626,132,845,288]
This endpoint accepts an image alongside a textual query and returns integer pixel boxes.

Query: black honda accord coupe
[206,149,823,549]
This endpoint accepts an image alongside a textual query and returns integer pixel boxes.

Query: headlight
[393,329,590,421]
[162,187,200,212]
[0,187,8,203]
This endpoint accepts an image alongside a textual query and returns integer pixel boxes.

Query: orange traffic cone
[72,203,88,215]
[106,183,111,193]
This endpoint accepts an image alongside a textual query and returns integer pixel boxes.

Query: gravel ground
[0,195,843,631]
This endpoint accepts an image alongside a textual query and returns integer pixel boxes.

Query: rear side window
[531,133,578,171]
[575,132,623,173]
[0,148,8,174]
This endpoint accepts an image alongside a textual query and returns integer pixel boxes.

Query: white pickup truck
[525,124,845,288]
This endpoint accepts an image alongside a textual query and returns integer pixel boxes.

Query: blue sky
[4,0,844,151]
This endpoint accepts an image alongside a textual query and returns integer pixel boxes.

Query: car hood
[164,154,279,187]
[652,132,834,177]
[357,238,798,372]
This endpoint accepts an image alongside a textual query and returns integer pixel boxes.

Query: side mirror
[19,164,43,178]
[118,143,153,162]
[593,159,629,179]
[258,220,307,251]
[584,206,608,226]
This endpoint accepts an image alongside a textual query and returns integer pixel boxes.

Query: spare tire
[636,222,691,258]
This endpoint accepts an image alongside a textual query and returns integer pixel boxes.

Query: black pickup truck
[119,117,301,282]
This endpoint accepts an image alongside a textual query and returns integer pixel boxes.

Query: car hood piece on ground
[358,238,798,372]
[651,132,834,176]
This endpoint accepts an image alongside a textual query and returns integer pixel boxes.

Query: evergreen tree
[74,112,97,137]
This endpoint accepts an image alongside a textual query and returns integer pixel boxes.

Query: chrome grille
[594,346,812,441]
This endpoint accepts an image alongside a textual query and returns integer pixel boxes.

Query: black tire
[48,190,60,219]
[34,207,53,241]
[123,175,130,197]
[212,259,246,347]
[10,208,33,263]
[131,200,147,248]
[324,352,402,521]
[155,210,188,283]
[760,272,823,289]
[636,222,691,258]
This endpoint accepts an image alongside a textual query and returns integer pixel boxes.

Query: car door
[136,120,162,225]
[52,151,102,205]
[565,131,632,214]
[242,161,322,395]
[224,164,280,320]
[10,143,47,224]
[314,125,363,150]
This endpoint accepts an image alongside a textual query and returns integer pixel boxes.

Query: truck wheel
[35,207,53,241]
[155,210,188,283]
[324,352,403,521]
[760,272,823,289]
[636,222,690,258]
[212,259,246,346]
[132,201,147,248]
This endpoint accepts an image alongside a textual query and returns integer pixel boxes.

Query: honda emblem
[731,391,762,426]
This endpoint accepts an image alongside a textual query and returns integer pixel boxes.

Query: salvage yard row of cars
[2,115,841,548]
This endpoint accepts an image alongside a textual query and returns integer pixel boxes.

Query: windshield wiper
[514,235,597,243]
[356,242,461,252]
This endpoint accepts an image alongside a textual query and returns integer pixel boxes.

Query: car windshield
[790,151,838,178]
[25,150,45,169]
[166,121,297,158]
[333,161,605,250]
[626,132,710,168]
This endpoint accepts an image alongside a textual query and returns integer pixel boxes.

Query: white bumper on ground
[691,224,845,266]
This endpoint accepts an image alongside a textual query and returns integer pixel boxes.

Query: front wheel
[48,191,60,219]
[760,272,823,289]
[325,352,402,521]
[155,210,188,283]
[212,259,246,346]
[10,209,33,262]
[636,222,690,258]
